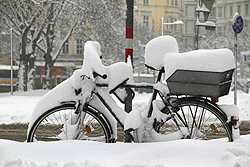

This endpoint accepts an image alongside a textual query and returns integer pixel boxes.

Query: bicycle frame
[87,68,175,142]
[64,68,236,143]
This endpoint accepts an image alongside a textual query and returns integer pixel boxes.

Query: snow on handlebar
[81,41,107,79]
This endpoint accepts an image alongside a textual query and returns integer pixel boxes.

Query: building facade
[58,35,84,68]
[216,0,250,35]
[184,0,217,49]
[135,0,185,37]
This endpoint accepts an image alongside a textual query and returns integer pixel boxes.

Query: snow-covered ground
[0,90,250,167]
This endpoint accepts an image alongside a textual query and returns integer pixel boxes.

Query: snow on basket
[164,49,235,97]
[145,35,178,71]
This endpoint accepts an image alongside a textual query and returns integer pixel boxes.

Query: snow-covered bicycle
[27,36,239,143]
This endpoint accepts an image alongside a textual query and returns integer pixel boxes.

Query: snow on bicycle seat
[145,35,179,71]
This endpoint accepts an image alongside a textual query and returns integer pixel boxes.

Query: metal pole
[234,33,237,105]
[125,0,134,113]
[125,0,134,65]
[161,17,164,36]
[195,0,201,50]
[10,28,13,95]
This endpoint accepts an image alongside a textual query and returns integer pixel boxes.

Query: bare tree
[37,1,80,89]
[80,0,126,65]
[0,0,47,91]
[1,0,126,90]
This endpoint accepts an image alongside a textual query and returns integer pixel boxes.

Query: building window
[230,6,233,17]
[142,15,150,26]
[224,6,226,17]
[175,0,178,6]
[246,4,249,15]
[210,7,216,18]
[218,7,222,17]
[76,39,83,54]
[238,5,241,15]
[217,27,222,35]
[171,0,178,6]
[62,40,69,54]
[143,0,149,5]
[170,17,177,31]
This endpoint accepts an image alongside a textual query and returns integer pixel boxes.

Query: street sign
[232,13,244,33]
[232,13,243,105]
[248,54,250,61]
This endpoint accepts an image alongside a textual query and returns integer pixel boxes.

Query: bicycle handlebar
[93,71,107,79]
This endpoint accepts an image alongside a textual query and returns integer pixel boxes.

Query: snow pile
[219,104,240,140]
[1,90,250,166]
[1,136,250,167]
[163,49,235,79]
[144,35,179,70]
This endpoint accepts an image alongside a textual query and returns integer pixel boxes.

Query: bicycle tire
[156,97,233,141]
[27,103,112,143]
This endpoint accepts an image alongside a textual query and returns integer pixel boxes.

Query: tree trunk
[17,37,29,92]
[27,55,36,90]
[43,53,55,90]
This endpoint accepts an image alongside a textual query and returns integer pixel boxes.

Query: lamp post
[161,17,183,36]
[195,1,216,50]
[10,27,13,95]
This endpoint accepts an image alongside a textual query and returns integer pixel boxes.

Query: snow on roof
[35,62,76,67]
[0,65,19,70]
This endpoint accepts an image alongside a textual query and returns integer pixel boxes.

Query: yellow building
[135,0,185,37]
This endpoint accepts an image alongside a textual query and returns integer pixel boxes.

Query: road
[0,122,250,142]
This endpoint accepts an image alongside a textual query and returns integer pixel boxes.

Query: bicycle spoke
[28,104,111,143]
[157,98,232,141]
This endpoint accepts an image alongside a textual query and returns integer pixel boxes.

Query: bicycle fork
[72,101,87,140]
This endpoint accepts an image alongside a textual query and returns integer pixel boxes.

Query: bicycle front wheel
[156,97,233,141]
[27,103,112,143]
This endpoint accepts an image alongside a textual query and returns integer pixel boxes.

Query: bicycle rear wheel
[27,103,112,143]
[156,97,233,141]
